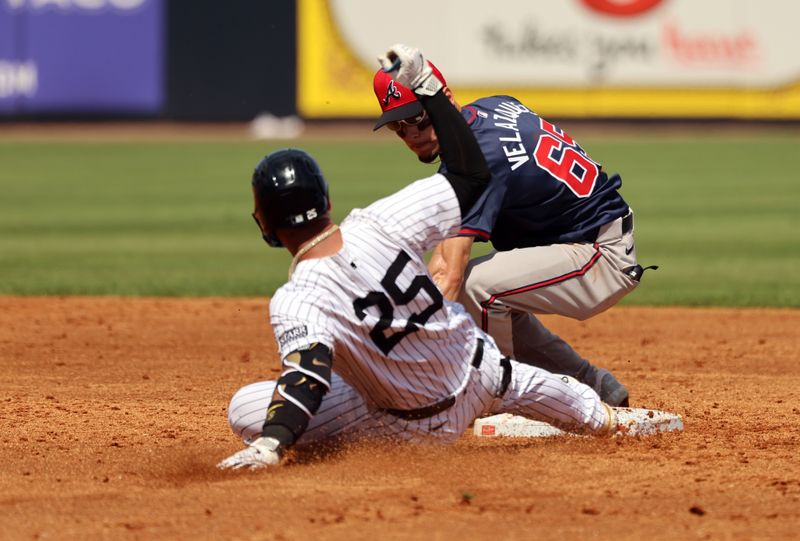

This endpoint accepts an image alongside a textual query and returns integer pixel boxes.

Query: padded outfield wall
[1,0,798,120]
[0,0,164,116]
[0,0,296,120]
[299,0,800,120]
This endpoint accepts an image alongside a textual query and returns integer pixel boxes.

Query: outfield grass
[1,134,798,306]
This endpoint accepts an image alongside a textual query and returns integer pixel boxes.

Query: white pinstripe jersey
[269,174,480,411]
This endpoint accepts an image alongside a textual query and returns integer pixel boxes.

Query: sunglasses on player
[385,110,431,133]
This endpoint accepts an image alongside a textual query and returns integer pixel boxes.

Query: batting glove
[378,43,443,97]
[216,436,282,470]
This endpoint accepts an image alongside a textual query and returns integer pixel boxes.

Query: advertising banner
[0,7,25,113]
[298,0,800,119]
[0,0,163,115]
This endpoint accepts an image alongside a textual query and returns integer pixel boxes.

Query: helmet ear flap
[262,232,283,248]
[251,209,284,248]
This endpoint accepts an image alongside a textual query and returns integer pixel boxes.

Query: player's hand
[601,403,618,435]
[378,43,443,97]
[216,436,283,470]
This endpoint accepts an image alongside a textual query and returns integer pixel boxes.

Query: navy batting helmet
[251,148,330,247]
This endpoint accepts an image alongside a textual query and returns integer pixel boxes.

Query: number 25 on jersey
[353,251,443,355]
[534,119,600,198]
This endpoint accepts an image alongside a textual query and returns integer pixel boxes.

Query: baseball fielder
[218,44,628,470]
[372,59,657,407]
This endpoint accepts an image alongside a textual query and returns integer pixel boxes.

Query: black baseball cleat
[595,368,629,407]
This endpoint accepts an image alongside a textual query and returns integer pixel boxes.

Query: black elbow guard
[262,343,333,446]
[282,342,333,391]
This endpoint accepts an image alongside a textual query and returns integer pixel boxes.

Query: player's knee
[227,381,276,443]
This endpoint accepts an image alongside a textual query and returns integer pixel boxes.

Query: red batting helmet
[372,61,447,131]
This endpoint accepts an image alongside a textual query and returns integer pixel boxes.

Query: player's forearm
[418,92,490,215]
[434,271,464,302]
[431,236,472,300]
[260,393,305,449]
[261,343,333,450]
[429,245,461,300]
[428,243,446,282]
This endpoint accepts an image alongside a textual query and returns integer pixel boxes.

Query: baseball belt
[621,212,634,236]
[587,211,634,243]
[385,339,513,421]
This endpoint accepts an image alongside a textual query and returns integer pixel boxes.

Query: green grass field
[1,134,798,306]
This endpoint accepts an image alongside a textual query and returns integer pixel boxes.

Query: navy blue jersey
[440,96,629,251]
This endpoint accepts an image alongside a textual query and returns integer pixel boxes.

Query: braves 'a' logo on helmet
[383,81,401,105]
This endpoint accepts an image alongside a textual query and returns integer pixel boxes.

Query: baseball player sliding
[372,57,658,407]
[218,44,647,470]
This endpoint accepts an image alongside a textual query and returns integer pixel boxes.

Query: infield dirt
[1,297,799,540]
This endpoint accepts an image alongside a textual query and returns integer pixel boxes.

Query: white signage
[329,0,798,88]
[4,0,147,11]
[0,60,37,98]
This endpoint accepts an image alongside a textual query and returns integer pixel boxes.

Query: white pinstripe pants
[226,334,610,446]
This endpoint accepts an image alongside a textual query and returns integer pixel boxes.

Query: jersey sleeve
[269,289,335,359]
[458,168,510,241]
[442,100,512,242]
[358,173,461,256]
